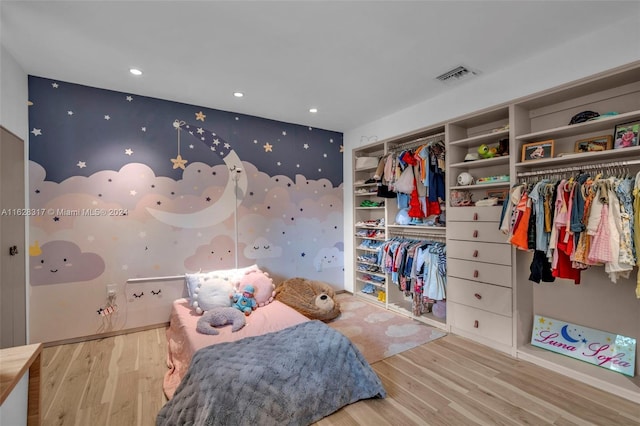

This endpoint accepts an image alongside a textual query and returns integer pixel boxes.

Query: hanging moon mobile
[146,150,247,228]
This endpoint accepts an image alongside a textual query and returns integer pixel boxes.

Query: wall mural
[27,76,344,295]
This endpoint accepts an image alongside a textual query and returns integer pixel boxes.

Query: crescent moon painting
[146,150,248,228]
[560,325,580,343]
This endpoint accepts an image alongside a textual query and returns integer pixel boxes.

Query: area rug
[327,293,447,364]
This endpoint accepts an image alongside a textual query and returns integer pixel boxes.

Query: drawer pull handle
[474,320,479,328]
[473,270,479,278]
[473,230,478,238]
[474,293,482,300]
[473,250,479,258]
[473,213,478,221]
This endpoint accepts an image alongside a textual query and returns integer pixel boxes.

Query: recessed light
[233,92,244,98]
[129,68,143,76]
[309,108,318,113]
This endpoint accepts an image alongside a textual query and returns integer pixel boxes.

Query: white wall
[342,14,640,292]
[0,44,28,139]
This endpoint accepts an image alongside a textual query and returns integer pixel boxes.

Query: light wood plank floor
[41,327,640,426]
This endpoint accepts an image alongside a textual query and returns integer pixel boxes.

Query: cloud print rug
[327,293,447,364]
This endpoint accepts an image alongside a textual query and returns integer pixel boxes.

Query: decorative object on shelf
[521,140,554,161]
[477,143,497,159]
[531,315,636,377]
[477,139,509,159]
[475,197,498,206]
[486,189,508,202]
[490,123,509,133]
[449,189,472,207]
[613,120,640,149]
[355,156,379,169]
[497,138,509,156]
[464,153,479,161]
[476,175,510,184]
[568,110,599,125]
[574,135,613,152]
[456,171,475,186]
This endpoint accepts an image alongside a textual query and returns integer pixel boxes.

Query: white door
[0,126,26,348]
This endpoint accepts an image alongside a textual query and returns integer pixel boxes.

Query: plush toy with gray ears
[196,307,246,335]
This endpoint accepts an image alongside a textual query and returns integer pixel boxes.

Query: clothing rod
[387,230,446,241]
[390,132,445,151]
[516,159,640,178]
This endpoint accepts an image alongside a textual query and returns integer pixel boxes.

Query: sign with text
[531,315,636,377]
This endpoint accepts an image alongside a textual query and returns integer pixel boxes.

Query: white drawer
[447,240,512,266]
[447,206,502,222]
[449,302,512,347]
[447,222,507,244]
[446,277,512,316]
[447,258,512,287]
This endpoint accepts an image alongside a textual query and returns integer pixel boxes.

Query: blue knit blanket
[156,320,386,426]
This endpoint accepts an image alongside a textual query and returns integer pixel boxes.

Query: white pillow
[190,275,234,315]
[185,264,259,301]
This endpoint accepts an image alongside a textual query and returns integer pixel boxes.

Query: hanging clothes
[507,167,637,293]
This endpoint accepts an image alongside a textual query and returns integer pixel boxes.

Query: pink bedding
[163,298,309,399]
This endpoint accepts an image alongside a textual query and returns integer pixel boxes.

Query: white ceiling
[1,1,638,132]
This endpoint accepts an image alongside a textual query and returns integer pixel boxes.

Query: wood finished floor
[41,327,640,426]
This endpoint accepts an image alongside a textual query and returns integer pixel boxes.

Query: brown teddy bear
[275,277,341,322]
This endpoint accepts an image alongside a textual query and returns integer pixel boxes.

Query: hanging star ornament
[171,119,188,170]
[171,154,188,170]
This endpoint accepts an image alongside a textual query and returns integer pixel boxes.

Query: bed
[159,268,385,425]
[163,297,310,399]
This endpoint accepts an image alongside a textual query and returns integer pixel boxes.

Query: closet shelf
[449,155,510,169]
[450,182,511,190]
[514,145,640,171]
[449,129,509,148]
[387,224,446,232]
[516,109,640,142]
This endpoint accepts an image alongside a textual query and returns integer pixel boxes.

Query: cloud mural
[313,246,344,272]
[26,75,345,347]
[29,240,105,285]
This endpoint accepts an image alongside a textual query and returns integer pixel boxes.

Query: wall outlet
[106,284,117,298]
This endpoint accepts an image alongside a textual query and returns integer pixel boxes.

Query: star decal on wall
[171,154,188,170]
[195,111,206,121]
[77,161,87,168]
[125,148,133,156]
[31,128,42,136]
[263,143,273,152]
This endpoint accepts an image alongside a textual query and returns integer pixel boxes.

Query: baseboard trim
[40,323,169,348]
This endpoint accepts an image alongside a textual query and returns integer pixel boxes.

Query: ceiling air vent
[436,65,479,85]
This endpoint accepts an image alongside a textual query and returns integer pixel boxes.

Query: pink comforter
[163,298,309,398]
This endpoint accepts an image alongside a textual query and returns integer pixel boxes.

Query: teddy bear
[196,307,247,335]
[274,277,341,322]
[232,284,257,315]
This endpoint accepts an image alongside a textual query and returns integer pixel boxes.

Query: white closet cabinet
[511,63,640,403]
[350,61,640,403]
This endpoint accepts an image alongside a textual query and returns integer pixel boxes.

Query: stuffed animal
[477,143,497,159]
[275,277,341,322]
[196,307,246,335]
[232,284,257,315]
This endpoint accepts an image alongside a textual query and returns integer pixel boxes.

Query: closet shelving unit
[511,63,640,402]
[352,127,448,330]
[445,106,516,355]
[353,143,387,306]
[351,61,640,402]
